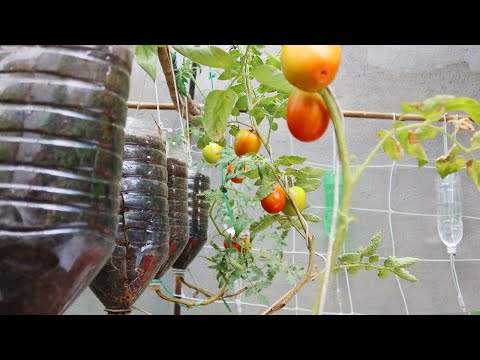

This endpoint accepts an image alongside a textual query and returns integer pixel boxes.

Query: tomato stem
[313,87,353,315]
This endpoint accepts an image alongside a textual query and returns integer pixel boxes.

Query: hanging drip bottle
[435,172,467,313]
[435,173,463,255]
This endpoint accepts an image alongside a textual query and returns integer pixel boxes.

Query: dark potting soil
[0,45,133,314]
[155,158,189,279]
[90,133,169,313]
[120,178,168,198]
[0,229,115,314]
[173,170,210,271]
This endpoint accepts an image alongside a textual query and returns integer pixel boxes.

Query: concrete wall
[66,45,480,315]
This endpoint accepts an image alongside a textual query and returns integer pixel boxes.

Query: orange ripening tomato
[234,129,262,157]
[227,164,249,184]
[261,184,286,214]
[286,88,330,142]
[281,45,341,92]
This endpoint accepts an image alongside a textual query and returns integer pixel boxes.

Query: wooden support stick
[127,101,467,123]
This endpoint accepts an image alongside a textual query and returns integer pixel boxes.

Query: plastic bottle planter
[0,45,133,314]
[173,170,210,271]
[155,158,189,279]
[90,134,170,314]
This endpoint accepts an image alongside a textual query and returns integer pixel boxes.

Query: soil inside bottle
[173,171,210,271]
[90,134,169,314]
[155,158,189,279]
[0,45,133,314]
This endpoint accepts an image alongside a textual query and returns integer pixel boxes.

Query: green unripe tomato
[202,142,222,164]
[282,186,306,216]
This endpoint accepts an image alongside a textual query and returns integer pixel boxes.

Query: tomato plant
[286,88,330,142]
[135,44,480,315]
[281,45,341,92]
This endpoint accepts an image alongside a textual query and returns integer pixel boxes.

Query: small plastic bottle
[435,173,463,255]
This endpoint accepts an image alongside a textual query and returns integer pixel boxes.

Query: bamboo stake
[126,101,467,123]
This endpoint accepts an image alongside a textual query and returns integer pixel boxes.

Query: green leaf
[339,253,361,264]
[172,45,233,69]
[230,258,244,272]
[384,256,418,268]
[295,178,321,192]
[229,125,240,137]
[250,64,295,94]
[257,294,270,306]
[435,153,466,179]
[255,182,276,201]
[415,124,438,140]
[218,69,237,80]
[135,45,159,82]
[258,164,276,183]
[273,101,287,119]
[365,265,373,271]
[248,107,268,124]
[274,155,307,167]
[300,166,325,178]
[361,232,382,257]
[250,214,280,234]
[302,213,322,223]
[467,160,480,190]
[393,267,418,282]
[369,255,380,264]
[403,95,480,125]
[196,134,210,149]
[235,96,248,110]
[379,130,403,161]
[347,267,360,275]
[377,269,390,279]
[395,123,428,167]
[244,168,259,179]
[266,56,281,70]
[203,89,237,141]
[402,95,456,122]
[269,120,278,131]
[231,108,240,117]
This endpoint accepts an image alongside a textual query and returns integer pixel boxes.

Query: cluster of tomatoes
[202,45,341,249]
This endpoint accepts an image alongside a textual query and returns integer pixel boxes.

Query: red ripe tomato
[223,237,251,253]
[281,45,341,92]
[227,164,249,184]
[224,239,241,252]
[261,184,286,214]
[234,129,262,157]
[286,88,330,142]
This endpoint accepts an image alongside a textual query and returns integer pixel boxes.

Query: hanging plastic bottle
[435,172,467,313]
[90,116,170,314]
[435,173,463,255]
[0,45,133,314]
[155,130,190,279]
